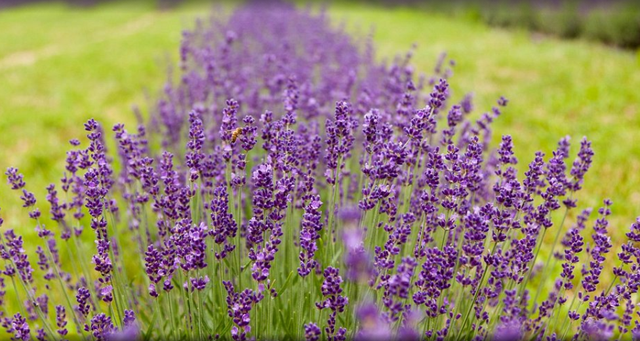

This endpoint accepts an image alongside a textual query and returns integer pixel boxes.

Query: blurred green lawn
[1,0,639,253]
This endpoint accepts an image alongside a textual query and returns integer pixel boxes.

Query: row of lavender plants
[2,2,639,340]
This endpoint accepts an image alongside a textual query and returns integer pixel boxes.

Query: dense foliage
[378,0,640,49]
[1,2,639,340]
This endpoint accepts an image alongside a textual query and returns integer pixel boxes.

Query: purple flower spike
[298,195,323,277]
[76,287,91,318]
[343,228,374,284]
[55,305,68,336]
[324,101,356,185]
[186,275,209,292]
[85,313,114,341]
[5,167,26,190]
[354,303,391,341]
[304,322,321,341]
[316,267,348,341]
[223,281,261,341]
[7,313,30,341]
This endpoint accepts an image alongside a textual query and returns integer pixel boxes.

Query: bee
[231,127,243,143]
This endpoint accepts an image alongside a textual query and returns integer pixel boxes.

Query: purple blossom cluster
[315,267,348,341]
[1,1,639,341]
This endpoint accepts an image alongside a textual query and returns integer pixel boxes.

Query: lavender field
[1,1,640,340]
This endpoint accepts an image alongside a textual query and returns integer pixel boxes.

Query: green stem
[457,243,498,340]
[71,231,103,314]
[16,269,56,337]
[236,187,243,289]
[532,206,571,309]
[544,286,567,338]
[560,299,583,340]
[44,240,87,337]
[178,271,194,340]
[8,275,28,319]
[440,225,448,250]
[518,227,548,301]
[152,297,166,339]
[167,291,179,338]
[107,210,133,310]
[0,235,56,336]
[327,155,342,258]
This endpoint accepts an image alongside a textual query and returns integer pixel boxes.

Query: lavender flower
[86,313,114,341]
[354,303,391,340]
[324,101,356,185]
[55,305,68,336]
[581,200,613,294]
[298,195,323,277]
[343,227,374,284]
[5,167,25,190]
[304,323,321,341]
[316,267,348,341]
[76,287,91,318]
[7,313,30,341]
[223,281,261,341]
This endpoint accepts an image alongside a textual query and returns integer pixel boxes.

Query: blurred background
[0,0,639,246]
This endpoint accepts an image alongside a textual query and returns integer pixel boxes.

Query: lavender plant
[1,2,638,340]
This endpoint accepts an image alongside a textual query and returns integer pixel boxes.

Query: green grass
[0,0,221,233]
[1,0,639,268]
